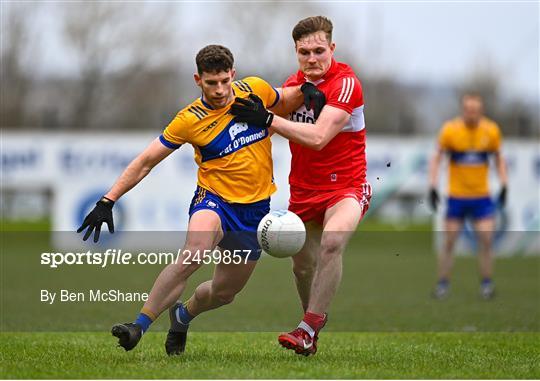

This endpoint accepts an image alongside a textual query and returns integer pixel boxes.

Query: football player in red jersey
[232,16,371,356]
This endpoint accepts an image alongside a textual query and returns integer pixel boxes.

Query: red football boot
[278,327,317,356]
[278,315,327,356]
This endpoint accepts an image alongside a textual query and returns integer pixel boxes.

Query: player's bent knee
[183,238,215,252]
[320,237,345,258]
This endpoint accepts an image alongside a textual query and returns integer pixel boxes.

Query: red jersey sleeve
[326,76,363,114]
[282,71,302,88]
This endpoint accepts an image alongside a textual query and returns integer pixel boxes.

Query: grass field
[2,332,539,378]
[1,220,539,378]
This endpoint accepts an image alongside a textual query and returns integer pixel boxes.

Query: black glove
[77,196,115,242]
[301,82,326,120]
[498,186,507,207]
[429,188,439,211]
[230,94,274,129]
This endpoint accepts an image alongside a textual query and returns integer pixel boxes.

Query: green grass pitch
[1,332,539,378]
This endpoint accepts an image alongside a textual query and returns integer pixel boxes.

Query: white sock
[298,321,316,338]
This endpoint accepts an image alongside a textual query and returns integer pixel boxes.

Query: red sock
[302,311,327,336]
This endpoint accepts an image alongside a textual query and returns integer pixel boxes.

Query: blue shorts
[188,186,270,260]
[446,197,495,220]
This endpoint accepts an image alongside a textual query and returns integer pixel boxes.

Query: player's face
[194,69,236,109]
[462,96,484,126]
[295,31,335,81]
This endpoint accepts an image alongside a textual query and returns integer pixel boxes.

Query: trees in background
[1,2,537,136]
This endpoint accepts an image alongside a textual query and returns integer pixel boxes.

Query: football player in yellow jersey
[429,93,508,300]
[77,45,326,354]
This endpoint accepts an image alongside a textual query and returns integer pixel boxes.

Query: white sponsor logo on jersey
[229,123,249,140]
[290,106,316,124]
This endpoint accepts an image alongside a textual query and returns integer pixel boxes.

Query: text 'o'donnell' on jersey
[159,77,280,203]
[438,117,502,198]
[283,59,367,190]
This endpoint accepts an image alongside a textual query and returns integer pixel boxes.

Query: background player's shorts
[446,197,495,220]
[289,183,372,225]
[189,186,270,260]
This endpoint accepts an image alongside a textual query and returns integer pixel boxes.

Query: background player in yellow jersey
[429,93,508,300]
[77,45,325,354]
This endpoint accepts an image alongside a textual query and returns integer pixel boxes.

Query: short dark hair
[195,45,234,75]
[461,92,484,103]
[292,16,333,43]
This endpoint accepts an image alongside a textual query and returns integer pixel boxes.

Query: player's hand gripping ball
[257,210,306,258]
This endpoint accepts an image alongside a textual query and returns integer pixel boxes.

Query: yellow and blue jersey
[160,77,280,203]
[438,117,502,198]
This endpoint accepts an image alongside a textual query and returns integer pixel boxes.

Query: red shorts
[289,184,372,225]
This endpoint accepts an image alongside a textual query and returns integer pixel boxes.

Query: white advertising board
[2,132,538,253]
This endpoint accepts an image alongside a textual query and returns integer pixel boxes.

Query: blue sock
[176,303,194,325]
[438,278,449,287]
[135,313,153,333]
[481,278,492,286]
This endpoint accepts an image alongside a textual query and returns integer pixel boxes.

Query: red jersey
[283,59,366,190]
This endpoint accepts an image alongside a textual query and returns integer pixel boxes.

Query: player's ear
[330,42,336,54]
[194,73,202,87]
[230,68,236,81]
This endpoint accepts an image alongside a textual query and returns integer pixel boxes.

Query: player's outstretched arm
[428,148,443,210]
[270,105,349,151]
[77,138,175,242]
[494,151,508,206]
[104,138,175,201]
